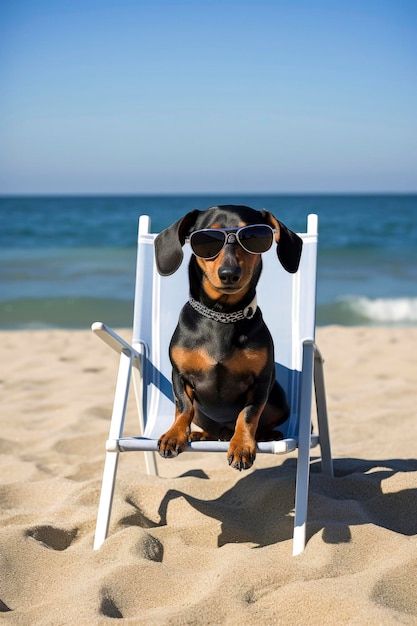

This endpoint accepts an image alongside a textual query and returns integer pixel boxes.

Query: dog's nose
[218,265,242,285]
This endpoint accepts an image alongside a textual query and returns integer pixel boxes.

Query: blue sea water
[0,194,416,329]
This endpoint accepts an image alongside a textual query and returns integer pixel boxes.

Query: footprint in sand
[135,532,164,562]
[0,599,12,613]
[100,588,123,619]
[25,525,78,550]
[372,559,417,618]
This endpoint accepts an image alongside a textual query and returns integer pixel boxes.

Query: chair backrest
[132,214,318,440]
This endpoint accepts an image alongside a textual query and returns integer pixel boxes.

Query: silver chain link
[188,297,257,324]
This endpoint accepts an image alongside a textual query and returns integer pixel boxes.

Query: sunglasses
[187,224,275,260]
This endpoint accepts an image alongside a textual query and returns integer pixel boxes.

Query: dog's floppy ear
[154,209,201,275]
[261,210,303,273]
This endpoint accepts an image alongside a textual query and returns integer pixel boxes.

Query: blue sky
[1,0,416,194]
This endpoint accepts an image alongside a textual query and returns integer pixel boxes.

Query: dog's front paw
[227,437,256,471]
[158,428,188,458]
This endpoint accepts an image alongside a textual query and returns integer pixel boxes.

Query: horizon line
[1,190,417,198]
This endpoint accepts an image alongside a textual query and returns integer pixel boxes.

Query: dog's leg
[158,376,194,457]
[228,396,288,467]
[227,402,266,471]
[227,414,260,470]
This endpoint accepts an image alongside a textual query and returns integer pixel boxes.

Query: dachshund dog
[154,205,303,470]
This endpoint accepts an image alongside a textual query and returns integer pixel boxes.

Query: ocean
[0,194,416,329]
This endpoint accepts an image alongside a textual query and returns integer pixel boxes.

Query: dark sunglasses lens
[239,226,273,253]
[190,230,226,258]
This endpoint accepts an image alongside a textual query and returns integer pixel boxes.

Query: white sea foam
[341,296,417,324]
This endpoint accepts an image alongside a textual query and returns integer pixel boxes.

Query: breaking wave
[317,296,417,326]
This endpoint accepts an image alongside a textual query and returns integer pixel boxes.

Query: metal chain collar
[188,296,257,324]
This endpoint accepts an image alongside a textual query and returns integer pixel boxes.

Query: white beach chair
[92,213,333,555]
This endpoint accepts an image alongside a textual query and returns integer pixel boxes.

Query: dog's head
[154,205,303,302]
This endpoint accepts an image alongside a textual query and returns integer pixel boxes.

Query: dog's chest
[170,342,268,379]
[170,307,273,398]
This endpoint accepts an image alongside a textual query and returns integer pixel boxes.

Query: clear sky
[1,0,416,194]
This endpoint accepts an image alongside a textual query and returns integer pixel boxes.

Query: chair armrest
[91,322,140,357]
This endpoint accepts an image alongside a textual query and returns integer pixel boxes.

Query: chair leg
[93,349,133,549]
[293,342,314,556]
[314,346,334,478]
[93,451,119,550]
[132,360,158,476]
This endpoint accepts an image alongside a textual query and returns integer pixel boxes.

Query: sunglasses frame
[187,224,276,260]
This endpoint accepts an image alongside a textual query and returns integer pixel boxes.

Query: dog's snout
[218,265,242,285]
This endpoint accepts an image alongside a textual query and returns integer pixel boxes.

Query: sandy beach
[0,326,416,625]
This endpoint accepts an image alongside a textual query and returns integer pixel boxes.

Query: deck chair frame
[92,213,333,555]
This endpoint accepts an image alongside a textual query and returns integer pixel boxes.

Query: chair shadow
[153,457,417,549]
[157,463,297,547]
[312,457,417,541]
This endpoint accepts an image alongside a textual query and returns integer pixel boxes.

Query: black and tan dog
[154,205,303,470]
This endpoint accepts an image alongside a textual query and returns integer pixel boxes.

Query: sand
[0,326,416,625]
